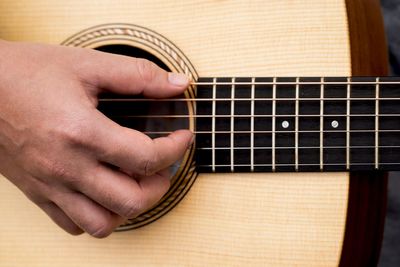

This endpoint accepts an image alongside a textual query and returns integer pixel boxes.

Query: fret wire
[99,97,400,102]
[272,77,277,171]
[346,77,351,170]
[375,77,380,170]
[250,77,255,172]
[295,77,299,171]
[211,77,217,172]
[320,77,324,170]
[230,78,235,172]
[193,81,400,86]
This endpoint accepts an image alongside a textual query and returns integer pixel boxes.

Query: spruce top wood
[0,0,389,266]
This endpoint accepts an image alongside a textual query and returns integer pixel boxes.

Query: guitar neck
[195,76,400,172]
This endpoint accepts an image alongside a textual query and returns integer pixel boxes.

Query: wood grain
[339,0,389,266]
[0,0,385,266]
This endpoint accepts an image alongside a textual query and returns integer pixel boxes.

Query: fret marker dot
[282,120,289,128]
[331,120,339,128]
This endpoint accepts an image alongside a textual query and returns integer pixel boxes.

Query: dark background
[378,1,400,266]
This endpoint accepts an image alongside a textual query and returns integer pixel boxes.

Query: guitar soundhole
[96,45,170,71]
[96,44,189,155]
[95,44,191,227]
[62,24,198,230]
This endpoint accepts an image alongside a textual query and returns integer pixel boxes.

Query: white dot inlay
[282,120,289,128]
[331,120,339,128]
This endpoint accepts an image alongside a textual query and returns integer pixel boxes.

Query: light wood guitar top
[0,1,388,266]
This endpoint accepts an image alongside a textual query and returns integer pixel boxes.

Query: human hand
[0,40,193,237]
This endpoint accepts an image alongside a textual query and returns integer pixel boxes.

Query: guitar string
[112,81,398,167]
[191,81,400,85]
[100,80,399,151]
[99,80,400,101]
[196,145,400,150]
[140,130,400,135]
[107,114,400,118]
[99,97,400,101]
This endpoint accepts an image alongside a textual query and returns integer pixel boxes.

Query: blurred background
[379,1,400,266]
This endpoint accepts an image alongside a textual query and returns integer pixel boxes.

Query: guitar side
[0,1,388,266]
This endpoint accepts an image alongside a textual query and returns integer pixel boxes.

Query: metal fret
[272,77,277,171]
[320,77,324,170]
[211,77,217,172]
[375,77,380,169]
[250,77,255,171]
[230,77,235,172]
[295,77,299,170]
[346,77,351,169]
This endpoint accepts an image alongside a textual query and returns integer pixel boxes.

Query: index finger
[73,49,190,98]
[92,112,193,176]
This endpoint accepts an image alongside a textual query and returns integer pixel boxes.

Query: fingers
[39,202,83,236]
[93,111,193,176]
[135,168,172,207]
[78,164,170,219]
[54,191,125,238]
[77,50,189,98]
[43,166,169,237]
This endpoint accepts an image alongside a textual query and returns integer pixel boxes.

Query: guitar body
[0,1,388,266]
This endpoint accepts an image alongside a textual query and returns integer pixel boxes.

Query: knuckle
[135,58,157,85]
[47,161,70,180]
[120,196,145,218]
[34,156,81,187]
[46,162,80,188]
[138,139,159,176]
[87,219,114,238]
[143,156,158,176]
[57,118,94,147]
[35,156,72,181]
[24,147,82,187]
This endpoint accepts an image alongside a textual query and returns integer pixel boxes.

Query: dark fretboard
[195,77,400,172]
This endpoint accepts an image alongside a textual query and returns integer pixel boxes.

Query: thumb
[78,50,189,98]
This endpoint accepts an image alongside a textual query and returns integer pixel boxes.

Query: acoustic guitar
[0,0,391,266]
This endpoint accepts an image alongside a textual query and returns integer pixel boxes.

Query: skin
[0,39,193,238]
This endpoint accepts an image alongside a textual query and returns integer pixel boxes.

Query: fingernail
[168,73,189,86]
